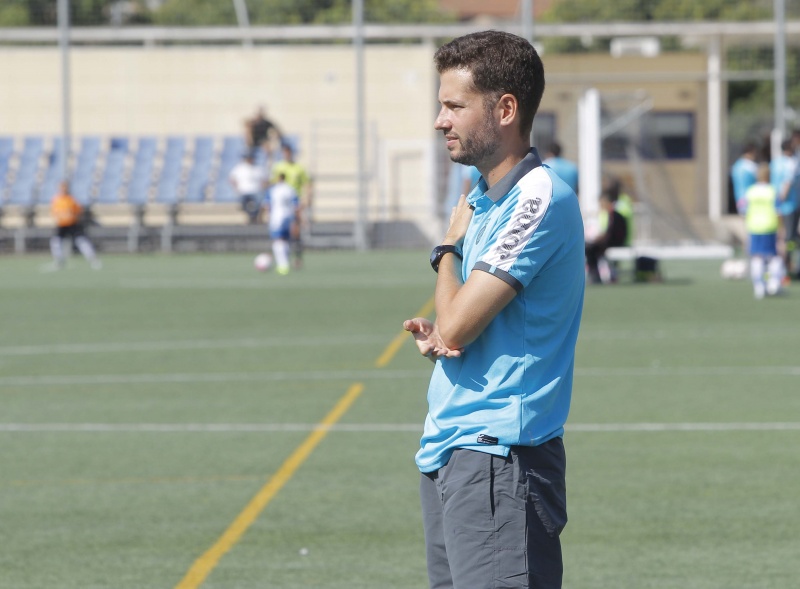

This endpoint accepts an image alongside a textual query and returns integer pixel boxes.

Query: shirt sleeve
[473,169,560,292]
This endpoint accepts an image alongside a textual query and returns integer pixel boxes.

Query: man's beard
[449,117,501,167]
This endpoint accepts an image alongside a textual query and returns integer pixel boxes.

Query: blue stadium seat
[213,136,246,203]
[95,137,129,204]
[155,136,185,204]
[183,136,214,203]
[127,137,157,206]
[0,137,14,197]
[7,136,44,206]
[71,136,102,205]
[37,137,66,205]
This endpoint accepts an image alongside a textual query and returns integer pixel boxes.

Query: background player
[49,180,101,270]
[271,144,311,268]
[261,172,300,275]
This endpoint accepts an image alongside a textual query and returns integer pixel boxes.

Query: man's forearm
[434,251,465,348]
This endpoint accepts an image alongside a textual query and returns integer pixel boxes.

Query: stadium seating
[96,137,130,204]
[183,136,214,203]
[7,136,44,207]
[71,136,102,205]
[127,137,158,206]
[0,133,300,227]
[37,137,65,205]
[155,136,185,205]
[213,136,246,203]
[0,136,14,201]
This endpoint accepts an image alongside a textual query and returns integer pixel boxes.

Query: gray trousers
[420,439,567,589]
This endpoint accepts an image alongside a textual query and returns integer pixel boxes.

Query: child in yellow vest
[739,164,783,298]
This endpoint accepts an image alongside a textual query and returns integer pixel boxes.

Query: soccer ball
[254,252,273,272]
[720,258,747,280]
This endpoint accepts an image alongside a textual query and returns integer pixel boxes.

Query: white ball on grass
[254,252,273,272]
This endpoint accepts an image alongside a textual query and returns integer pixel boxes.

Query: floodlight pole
[521,0,534,44]
[353,0,368,250]
[773,0,786,151]
[707,35,724,221]
[58,0,71,181]
[233,0,253,48]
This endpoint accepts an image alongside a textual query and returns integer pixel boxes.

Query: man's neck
[480,145,531,189]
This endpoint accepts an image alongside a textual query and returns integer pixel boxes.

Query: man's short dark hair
[433,30,545,138]
[548,142,562,157]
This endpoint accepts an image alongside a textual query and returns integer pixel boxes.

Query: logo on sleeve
[498,197,542,260]
[477,434,499,445]
[475,222,487,245]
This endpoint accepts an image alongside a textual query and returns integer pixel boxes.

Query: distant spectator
[544,141,579,195]
[271,144,312,268]
[731,142,759,206]
[741,164,784,298]
[607,177,635,246]
[245,105,283,157]
[229,152,267,224]
[585,192,627,284]
[770,139,799,279]
[49,180,101,270]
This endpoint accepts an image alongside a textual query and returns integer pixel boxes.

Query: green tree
[540,0,773,53]
[0,0,153,26]
[152,0,450,26]
[0,2,29,26]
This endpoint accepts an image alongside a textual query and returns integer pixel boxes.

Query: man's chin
[450,154,475,166]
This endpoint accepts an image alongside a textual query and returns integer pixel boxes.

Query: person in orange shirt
[50,180,101,269]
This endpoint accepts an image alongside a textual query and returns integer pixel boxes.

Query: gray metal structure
[2,16,797,240]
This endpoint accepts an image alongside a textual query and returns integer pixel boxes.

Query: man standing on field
[403,31,584,589]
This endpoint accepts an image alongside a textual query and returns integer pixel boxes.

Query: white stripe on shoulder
[482,167,553,272]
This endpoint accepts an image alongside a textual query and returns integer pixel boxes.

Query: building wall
[1,44,710,238]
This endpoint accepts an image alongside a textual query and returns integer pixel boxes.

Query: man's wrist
[440,236,464,248]
[430,244,463,273]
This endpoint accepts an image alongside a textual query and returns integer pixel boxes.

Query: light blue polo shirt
[731,157,758,207]
[544,155,579,195]
[770,154,798,215]
[416,149,585,473]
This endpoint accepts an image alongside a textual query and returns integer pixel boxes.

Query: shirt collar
[484,148,543,203]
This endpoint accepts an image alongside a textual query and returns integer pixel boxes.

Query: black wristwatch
[430,245,463,273]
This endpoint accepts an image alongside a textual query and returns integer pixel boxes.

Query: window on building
[532,112,556,152]
[643,112,694,159]
[602,111,694,161]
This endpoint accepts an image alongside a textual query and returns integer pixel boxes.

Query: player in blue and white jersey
[261,173,299,275]
[731,142,759,209]
[544,141,579,195]
[770,139,799,278]
[403,31,584,589]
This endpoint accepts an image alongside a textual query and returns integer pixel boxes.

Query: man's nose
[434,108,450,130]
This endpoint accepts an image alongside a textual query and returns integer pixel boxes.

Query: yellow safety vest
[744,183,778,235]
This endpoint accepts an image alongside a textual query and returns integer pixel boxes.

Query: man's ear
[497,93,519,129]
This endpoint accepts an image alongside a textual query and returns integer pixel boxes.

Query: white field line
[578,366,800,376]
[4,328,795,358]
[2,365,799,388]
[1,422,800,433]
[579,327,800,341]
[117,277,433,289]
[0,335,388,357]
[0,369,425,387]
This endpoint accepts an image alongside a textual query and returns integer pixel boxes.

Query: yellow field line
[174,296,433,589]
[174,382,363,589]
